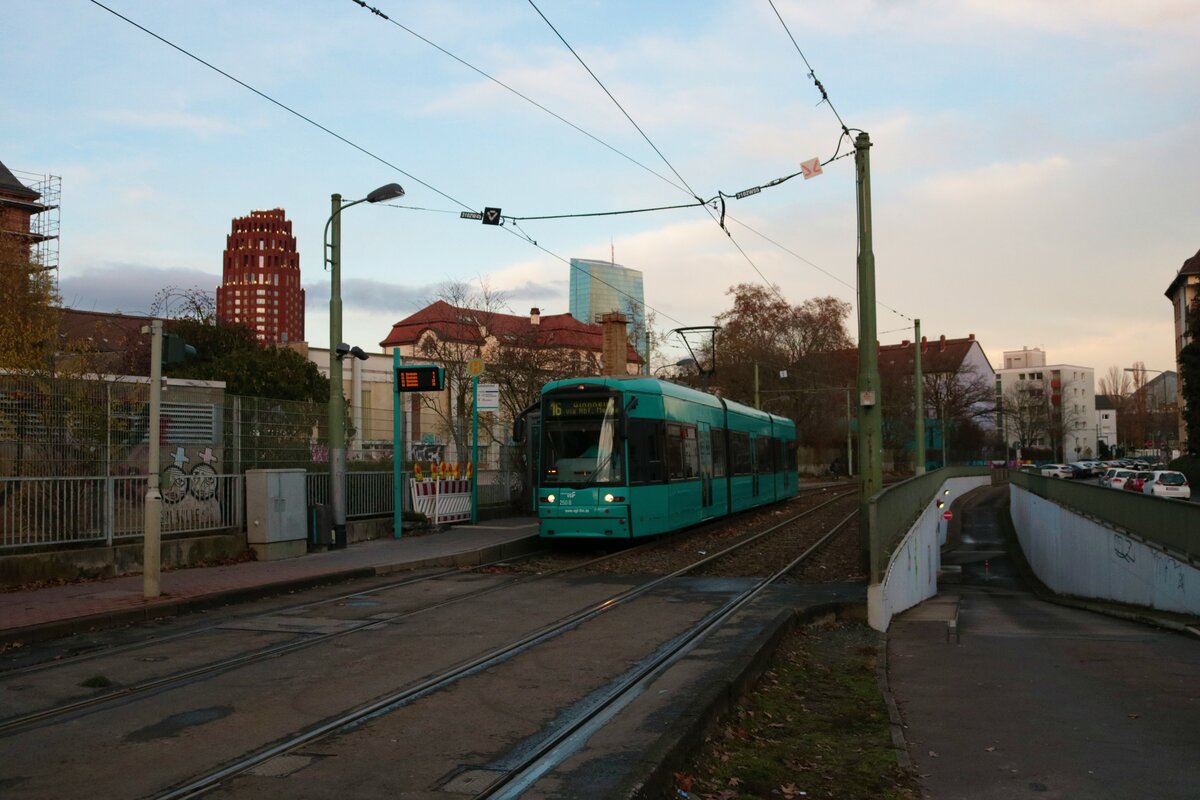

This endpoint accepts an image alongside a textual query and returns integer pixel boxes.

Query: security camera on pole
[324,183,405,549]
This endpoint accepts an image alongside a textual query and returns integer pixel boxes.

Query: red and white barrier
[409,478,472,525]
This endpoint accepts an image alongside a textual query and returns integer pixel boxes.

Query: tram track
[145,493,860,800]
[0,497,840,737]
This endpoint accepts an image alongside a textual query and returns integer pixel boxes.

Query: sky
[3,0,1198,379]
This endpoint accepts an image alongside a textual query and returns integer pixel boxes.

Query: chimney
[939,334,946,352]
[921,335,927,352]
[530,307,540,326]
[968,333,974,340]
[901,339,910,347]
[600,311,629,375]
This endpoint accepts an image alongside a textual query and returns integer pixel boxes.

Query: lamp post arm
[324,196,370,270]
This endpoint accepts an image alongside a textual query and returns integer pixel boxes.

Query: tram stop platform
[0,518,541,646]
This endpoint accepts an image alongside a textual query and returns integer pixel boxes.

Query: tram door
[750,435,761,497]
[698,422,714,513]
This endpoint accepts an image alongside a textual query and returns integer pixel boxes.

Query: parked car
[1124,471,1154,493]
[1142,470,1191,500]
[1108,469,1136,491]
[1040,464,1074,479]
[1100,467,1120,487]
[1067,462,1096,479]
[1018,464,1041,475]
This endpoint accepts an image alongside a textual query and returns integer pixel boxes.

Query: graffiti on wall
[160,446,223,529]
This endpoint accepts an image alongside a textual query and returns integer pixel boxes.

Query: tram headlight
[546,493,556,504]
[604,493,614,503]
[603,493,625,503]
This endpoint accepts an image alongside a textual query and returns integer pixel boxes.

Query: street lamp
[324,183,404,548]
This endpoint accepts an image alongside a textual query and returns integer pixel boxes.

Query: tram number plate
[558,489,576,506]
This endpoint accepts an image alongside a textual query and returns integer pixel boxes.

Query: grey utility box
[245,468,307,560]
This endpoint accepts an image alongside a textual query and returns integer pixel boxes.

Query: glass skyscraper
[568,258,647,370]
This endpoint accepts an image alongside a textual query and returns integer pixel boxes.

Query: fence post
[104,475,114,546]
[231,396,242,475]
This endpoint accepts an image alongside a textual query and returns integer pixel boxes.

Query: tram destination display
[546,397,614,418]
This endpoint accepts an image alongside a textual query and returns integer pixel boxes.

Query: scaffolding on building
[10,169,61,278]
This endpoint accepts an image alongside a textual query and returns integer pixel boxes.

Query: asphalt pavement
[888,485,1200,800]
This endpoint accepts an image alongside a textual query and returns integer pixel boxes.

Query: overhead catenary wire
[767,0,853,139]
[86,0,689,332]
[346,0,912,327]
[525,0,794,309]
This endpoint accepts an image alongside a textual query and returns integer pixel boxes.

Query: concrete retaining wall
[1010,485,1200,616]
[0,531,247,587]
[869,476,991,631]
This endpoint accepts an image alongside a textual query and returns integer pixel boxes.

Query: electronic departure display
[394,365,445,392]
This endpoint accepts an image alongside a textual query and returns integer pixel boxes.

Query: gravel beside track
[488,487,864,582]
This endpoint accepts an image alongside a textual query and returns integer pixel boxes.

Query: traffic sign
[942,510,953,521]
[466,357,485,377]
[801,157,823,179]
[482,207,502,226]
[460,211,483,220]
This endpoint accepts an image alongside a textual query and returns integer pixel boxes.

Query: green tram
[536,377,797,539]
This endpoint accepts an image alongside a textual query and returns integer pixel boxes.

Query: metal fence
[0,374,531,549]
[1011,470,1199,564]
[306,471,402,519]
[0,473,243,550]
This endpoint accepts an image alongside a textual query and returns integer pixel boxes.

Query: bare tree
[996,381,1050,459]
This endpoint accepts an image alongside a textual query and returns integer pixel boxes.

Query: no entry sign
[942,510,953,521]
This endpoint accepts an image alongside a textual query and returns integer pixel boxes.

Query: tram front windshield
[540,396,624,487]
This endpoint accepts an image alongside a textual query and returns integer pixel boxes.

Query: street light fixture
[324,183,404,548]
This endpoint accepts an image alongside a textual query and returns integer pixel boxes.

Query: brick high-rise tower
[216,209,305,344]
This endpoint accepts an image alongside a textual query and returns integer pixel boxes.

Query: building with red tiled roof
[376,301,641,467]
[379,300,641,365]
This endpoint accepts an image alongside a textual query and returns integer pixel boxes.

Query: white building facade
[996,351,1097,460]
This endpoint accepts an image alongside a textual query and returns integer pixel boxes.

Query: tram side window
[711,427,727,478]
[730,431,752,475]
[628,419,665,484]
[666,423,700,481]
[786,439,798,471]
[756,436,773,474]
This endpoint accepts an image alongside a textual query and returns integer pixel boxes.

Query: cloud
[95,110,235,135]
[58,262,222,316]
[304,277,437,315]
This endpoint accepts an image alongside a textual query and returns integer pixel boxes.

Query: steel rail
[148,492,856,800]
[485,508,859,798]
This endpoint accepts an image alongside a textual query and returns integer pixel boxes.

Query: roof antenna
[610,236,615,267]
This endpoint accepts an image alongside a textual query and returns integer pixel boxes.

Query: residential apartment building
[1094,394,1118,452]
[996,352,1096,460]
[216,209,305,345]
[1164,248,1198,447]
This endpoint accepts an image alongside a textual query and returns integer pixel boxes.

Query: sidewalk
[0,518,540,646]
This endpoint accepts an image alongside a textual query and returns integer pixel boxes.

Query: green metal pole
[854,131,884,582]
[754,362,760,409]
[328,193,347,548]
[143,319,162,598]
[393,347,404,538]
[914,318,925,475]
[471,376,479,524]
